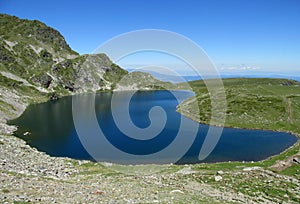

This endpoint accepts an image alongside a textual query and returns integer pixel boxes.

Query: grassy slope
[174,78,300,202]
[178,78,300,135]
[178,78,300,173]
[0,14,130,95]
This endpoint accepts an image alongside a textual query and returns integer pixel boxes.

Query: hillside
[0,14,299,203]
[178,78,300,135]
[0,14,168,125]
[0,14,130,92]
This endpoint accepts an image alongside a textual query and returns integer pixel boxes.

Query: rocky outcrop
[0,14,128,95]
[31,74,53,88]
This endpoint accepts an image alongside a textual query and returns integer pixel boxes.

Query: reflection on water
[9,90,298,164]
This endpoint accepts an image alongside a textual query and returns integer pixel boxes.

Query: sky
[1,0,300,76]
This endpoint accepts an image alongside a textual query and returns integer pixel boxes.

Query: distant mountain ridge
[126,69,300,83]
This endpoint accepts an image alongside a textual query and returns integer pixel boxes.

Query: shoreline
[3,89,299,166]
[1,89,300,203]
[177,104,300,139]
[176,101,300,168]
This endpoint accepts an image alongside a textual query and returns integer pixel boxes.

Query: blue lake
[9,90,298,164]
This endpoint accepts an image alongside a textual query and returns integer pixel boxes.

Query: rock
[293,157,300,164]
[243,166,261,171]
[177,167,196,174]
[31,74,53,88]
[214,175,222,182]
[217,170,224,175]
[40,49,52,59]
[78,160,90,165]
[102,162,113,167]
[64,81,75,92]
[281,81,296,86]
[92,190,104,195]
[50,93,59,101]
[170,189,184,194]
[23,131,30,136]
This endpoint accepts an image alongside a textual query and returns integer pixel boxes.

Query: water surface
[9,90,298,164]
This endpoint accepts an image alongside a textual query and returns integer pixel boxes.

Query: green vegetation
[0,14,76,55]
[0,14,299,203]
[177,78,300,178]
[103,63,128,85]
[179,78,300,135]
[0,14,132,97]
[113,71,176,91]
[2,189,9,193]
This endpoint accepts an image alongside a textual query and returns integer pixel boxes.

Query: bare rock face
[0,14,129,95]
[31,74,53,88]
[50,54,128,93]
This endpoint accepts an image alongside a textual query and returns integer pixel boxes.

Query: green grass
[1,17,299,200]
[262,142,299,167]
[2,189,9,193]
[74,162,121,177]
[177,78,300,177]
[3,13,299,202]
[179,78,300,135]
[280,164,300,179]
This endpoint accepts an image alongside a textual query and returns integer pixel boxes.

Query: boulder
[214,175,222,182]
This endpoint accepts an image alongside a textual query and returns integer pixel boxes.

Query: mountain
[0,14,131,94]
[0,14,165,125]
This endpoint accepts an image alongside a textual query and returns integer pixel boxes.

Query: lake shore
[1,88,300,203]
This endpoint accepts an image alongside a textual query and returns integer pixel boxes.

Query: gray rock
[243,166,261,171]
[170,189,184,194]
[217,170,224,175]
[214,175,222,182]
[293,157,300,164]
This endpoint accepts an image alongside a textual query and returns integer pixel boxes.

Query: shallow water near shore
[9,90,298,164]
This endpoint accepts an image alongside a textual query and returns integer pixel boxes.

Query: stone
[170,189,184,194]
[214,175,223,182]
[23,131,30,136]
[243,166,261,171]
[293,157,300,164]
[177,167,196,174]
[50,93,59,101]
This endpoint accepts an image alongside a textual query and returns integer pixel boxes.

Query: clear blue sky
[1,0,300,75]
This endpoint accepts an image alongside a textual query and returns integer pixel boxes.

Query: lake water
[9,90,298,164]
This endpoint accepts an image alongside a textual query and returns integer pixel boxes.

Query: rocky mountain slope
[0,14,130,94]
[0,14,169,125]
